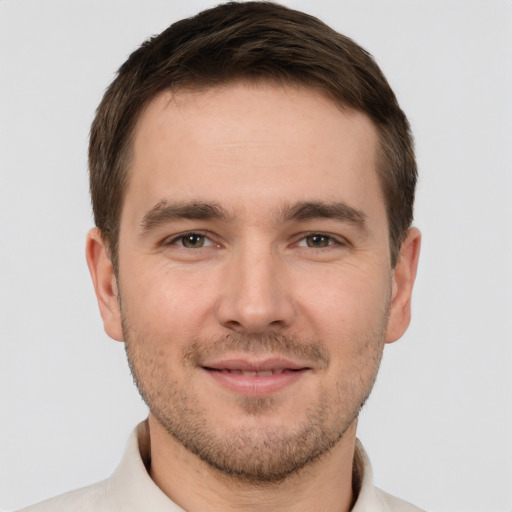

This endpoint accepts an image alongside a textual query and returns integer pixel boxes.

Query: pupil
[308,235,327,247]
[184,234,203,247]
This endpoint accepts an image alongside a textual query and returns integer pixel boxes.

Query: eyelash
[295,232,346,249]
[164,231,215,249]
[163,231,346,250]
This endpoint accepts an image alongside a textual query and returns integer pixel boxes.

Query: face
[87,82,420,482]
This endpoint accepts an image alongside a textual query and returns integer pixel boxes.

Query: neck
[147,414,358,512]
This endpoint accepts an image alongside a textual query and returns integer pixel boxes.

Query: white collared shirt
[19,421,425,512]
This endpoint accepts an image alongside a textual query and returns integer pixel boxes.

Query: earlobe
[85,228,124,341]
[385,227,421,344]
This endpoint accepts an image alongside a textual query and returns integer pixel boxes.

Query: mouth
[200,358,311,395]
[205,368,300,376]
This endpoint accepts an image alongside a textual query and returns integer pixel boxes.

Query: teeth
[231,369,284,376]
[214,368,292,376]
[222,369,242,375]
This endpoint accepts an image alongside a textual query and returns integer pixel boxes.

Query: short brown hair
[89,1,416,268]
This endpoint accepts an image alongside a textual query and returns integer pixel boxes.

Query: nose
[216,242,296,334]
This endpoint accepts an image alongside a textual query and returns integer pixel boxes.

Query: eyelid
[295,232,348,248]
[160,230,348,249]
[163,231,217,248]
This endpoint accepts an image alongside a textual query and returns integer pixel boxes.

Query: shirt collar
[109,420,384,511]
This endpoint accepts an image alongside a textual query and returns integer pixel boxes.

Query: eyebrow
[281,201,368,228]
[139,199,368,234]
[140,200,231,233]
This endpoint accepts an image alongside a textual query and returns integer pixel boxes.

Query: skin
[86,82,420,512]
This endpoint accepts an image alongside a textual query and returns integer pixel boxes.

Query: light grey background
[1,1,511,511]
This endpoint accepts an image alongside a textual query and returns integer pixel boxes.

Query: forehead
[124,82,383,223]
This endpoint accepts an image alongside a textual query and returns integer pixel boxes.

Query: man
[20,1,422,511]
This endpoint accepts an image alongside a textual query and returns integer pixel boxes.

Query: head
[86,1,420,484]
[89,1,416,271]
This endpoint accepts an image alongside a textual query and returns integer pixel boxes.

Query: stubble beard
[123,318,387,485]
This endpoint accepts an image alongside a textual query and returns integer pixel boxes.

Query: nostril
[216,286,296,333]
[220,319,249,334]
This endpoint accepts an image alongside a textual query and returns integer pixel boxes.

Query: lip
[201,357,311,396]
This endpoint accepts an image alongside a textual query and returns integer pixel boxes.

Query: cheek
[119,259,220,341]
[294,263,390,346]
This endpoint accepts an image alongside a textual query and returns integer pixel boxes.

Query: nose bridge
[217,236,294,333]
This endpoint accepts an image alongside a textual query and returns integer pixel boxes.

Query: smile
[200,358,310,395]
[207,368,296,376]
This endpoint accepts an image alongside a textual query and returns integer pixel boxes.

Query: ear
[85,228,124,341]
[386,227,421,344]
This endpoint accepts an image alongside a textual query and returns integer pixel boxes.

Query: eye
[170,233,215,249]
[297,234,337,248]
